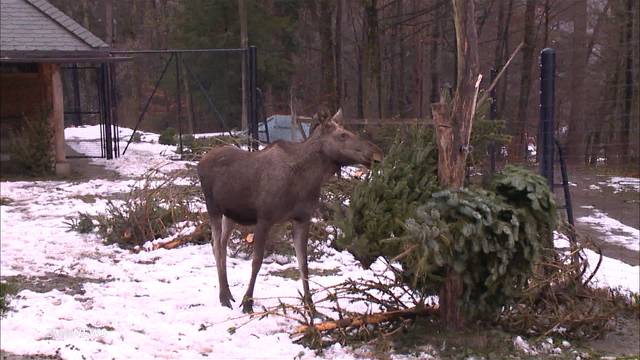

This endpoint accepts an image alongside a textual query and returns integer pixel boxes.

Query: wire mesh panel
[110,49,247,156]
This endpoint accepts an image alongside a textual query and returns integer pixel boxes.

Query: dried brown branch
[294,306,438,334]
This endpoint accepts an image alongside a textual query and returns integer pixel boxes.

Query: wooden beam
[41,63,69,176]
[341,118,433,126]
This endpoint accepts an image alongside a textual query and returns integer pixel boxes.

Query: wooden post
[42,63,70,176]
[430,0,480,329]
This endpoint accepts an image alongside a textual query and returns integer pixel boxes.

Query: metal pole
[555,139,575,227]
[176,52,184,156]
[489,68,497,175]
[96,66,105,158]
[101,64,114,160]
[109,62,120,158]
[249,46,258,150]
[539,48,555,188]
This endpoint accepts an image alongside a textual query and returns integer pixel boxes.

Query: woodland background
[51,0,639,167]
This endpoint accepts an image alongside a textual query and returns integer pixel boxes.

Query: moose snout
[363,144,384,168]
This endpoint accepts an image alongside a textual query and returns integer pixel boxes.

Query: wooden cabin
[0,0,113,175]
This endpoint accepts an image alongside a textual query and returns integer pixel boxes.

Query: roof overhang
[0,50,131,63]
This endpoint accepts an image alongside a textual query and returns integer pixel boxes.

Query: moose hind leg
[219,216,235,303]
[210,215,233,308]
[293,220,314,312]
[241,221,271,313]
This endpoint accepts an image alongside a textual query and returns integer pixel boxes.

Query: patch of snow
[65,126,193,178]
[577,209,639,251]
[193,131,242,138]
[588,184,600,190]
[513,336,537,355]
[580,247,640,294]
[604,177,640,193]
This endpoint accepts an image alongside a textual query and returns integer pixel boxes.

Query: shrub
[68,169,203,248]
[159,127,177,145]
[64,212,95,234]
[9,115,54,176]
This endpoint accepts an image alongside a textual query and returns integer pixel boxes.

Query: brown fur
[197,110,383,313]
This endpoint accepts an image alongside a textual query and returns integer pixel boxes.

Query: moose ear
[330,109,343,124]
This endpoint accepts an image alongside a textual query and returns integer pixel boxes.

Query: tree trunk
[363,0,381,118]
[319,0,336,111]
[388,0,402,116]
[620,0,634,165]
[181,62,195,135]
[431,0,480,329]
[512,0,536,161]
[357,40,365,118]
[429,1,441,106]
[104,0,113,46]
[566,0,588,164]
[498,0,514,120]
[239,0,248,131]
[335,0,343,110]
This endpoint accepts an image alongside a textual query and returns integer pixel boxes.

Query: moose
[197,109,383,313]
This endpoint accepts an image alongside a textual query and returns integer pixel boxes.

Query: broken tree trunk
[430,0,480,330]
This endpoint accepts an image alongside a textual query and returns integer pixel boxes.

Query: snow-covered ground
[1,127,391,359]
[1,126,638,359]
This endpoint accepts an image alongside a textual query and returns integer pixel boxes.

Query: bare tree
[431,0,480,328]
[512,0,537,161]
[319,0,336,111]
[566,0,588,164]
[239,0,248,131]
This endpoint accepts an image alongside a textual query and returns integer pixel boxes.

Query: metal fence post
[176,52,184,155]
[101,63,114,160]
[539,48,555,188]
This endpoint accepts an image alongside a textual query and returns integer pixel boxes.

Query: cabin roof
[0,0,111,62]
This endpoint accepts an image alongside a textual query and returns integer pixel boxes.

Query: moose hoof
[220,298,233,309]
[219,293,235,309]
[241,297,254,314]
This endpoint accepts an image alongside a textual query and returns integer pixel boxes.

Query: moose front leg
[241,221,271,313]
[293,220,314,313]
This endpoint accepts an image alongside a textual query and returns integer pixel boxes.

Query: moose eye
[339,133,349,141]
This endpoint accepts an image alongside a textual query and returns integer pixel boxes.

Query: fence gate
[62,63,119,159]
